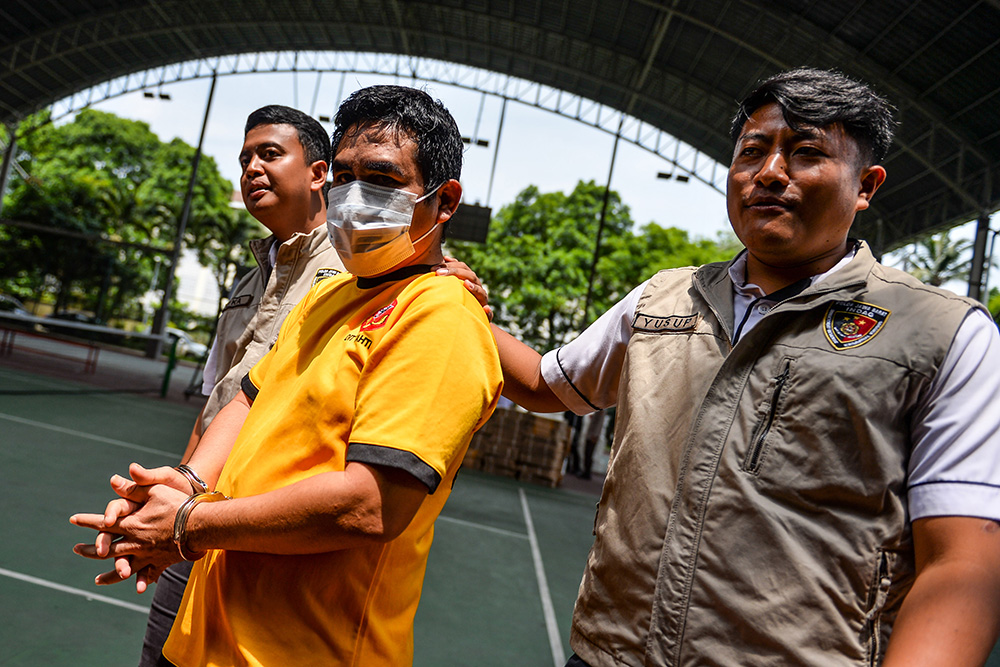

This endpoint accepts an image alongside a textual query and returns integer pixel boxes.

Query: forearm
[185,391,252,488]
[491,324,566,413]
[183,462,426,555]
[884,518,1000,666]
[179,406,205,464]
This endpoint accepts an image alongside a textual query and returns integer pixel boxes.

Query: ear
[309,160,329,193]
[434,179,463,225]
[856,164,886,212]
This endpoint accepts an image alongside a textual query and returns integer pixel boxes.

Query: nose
[243,154,264,178]
[754,152,789,188]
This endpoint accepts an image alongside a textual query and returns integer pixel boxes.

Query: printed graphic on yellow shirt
[360,299,397,332]
[343,332,372,349]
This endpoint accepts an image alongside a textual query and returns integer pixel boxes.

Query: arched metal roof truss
[1,0,998,252]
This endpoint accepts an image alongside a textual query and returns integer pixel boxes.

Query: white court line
[0,412,175,458]
[437,514,529,540]
[519,488,566,667]
[0,566,149,614]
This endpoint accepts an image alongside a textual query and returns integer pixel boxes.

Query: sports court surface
[2,353,998,666]
[0,361,597,666]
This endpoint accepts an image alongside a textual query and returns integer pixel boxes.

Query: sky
[75,67,735,314]
[66,63,990,312]
[87,69,732,241]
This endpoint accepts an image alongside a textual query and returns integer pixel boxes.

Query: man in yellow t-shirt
[72,85,503,666]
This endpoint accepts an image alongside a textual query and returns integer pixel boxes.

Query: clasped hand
[70,463,191,593]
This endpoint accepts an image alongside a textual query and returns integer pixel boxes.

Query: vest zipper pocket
[742,361,791,474]
[864,550,893,666]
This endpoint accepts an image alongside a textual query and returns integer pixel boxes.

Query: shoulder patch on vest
[313,267,342,285]
[360,299,397,332]
[632,311,699,333]
[222,294,253,311]
[823,300,890,350]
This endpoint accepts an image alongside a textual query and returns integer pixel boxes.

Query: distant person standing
[564,410,584,474]
[579,409,605,480]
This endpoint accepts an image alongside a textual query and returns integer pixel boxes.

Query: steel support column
[967,211,991,303]
[147,73,218,358]
[0,130,16,217]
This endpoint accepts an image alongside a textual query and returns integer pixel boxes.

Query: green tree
[987,287,1000,324]
[0,109,255,325]
[136,136,261,321]
[604,223,741,299]
[189,206,263,325]
[448,180,738,350]
[900,231,972,287]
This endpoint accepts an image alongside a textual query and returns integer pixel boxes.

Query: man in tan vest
[135,103,345,667]
[494,68,1000,665]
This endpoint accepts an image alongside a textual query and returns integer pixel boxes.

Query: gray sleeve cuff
[346,443,441,493]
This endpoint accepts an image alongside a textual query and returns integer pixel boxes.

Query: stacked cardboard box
[463,408,570,487]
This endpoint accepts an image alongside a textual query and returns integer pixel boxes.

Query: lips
[746,194,794,211]
[246,180,270,201]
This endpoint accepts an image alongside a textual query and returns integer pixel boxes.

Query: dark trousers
[138,560,193,667]
[566,655,592,667]
[581,436,599,478]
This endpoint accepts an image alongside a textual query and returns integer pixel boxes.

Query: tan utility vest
[202,225,343,427]
[571,243,982,666]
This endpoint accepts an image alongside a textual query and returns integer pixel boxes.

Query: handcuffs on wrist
[174,464,208,495]
[172,491,229,561]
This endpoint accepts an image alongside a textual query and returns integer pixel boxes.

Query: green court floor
[0,366,595,666]
[2,364,998,666]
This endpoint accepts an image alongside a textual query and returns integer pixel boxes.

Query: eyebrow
[738,128,824,144]
[331,158,405,177]
[239,141,283,161]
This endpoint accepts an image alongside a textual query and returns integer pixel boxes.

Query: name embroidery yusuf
[632,312,699,333]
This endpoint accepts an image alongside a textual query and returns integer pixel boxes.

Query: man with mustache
[494,68,1000,665]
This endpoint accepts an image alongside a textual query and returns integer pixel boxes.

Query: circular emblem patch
[823,300,890,350]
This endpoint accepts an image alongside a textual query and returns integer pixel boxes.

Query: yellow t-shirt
[163,269,502,667]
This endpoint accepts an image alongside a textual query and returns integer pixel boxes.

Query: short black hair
[331,85,463,189]
[244,105,331,167]
[730,68,896,165]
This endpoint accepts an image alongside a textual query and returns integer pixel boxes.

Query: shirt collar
[355,264,435,289]
[728,245,859,301]
[267,238,279,271]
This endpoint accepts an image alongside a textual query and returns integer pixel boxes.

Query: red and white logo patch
[360,299,397,332]
[823,300,890,350]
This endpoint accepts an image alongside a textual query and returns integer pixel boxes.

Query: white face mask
[326,180,441,277]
